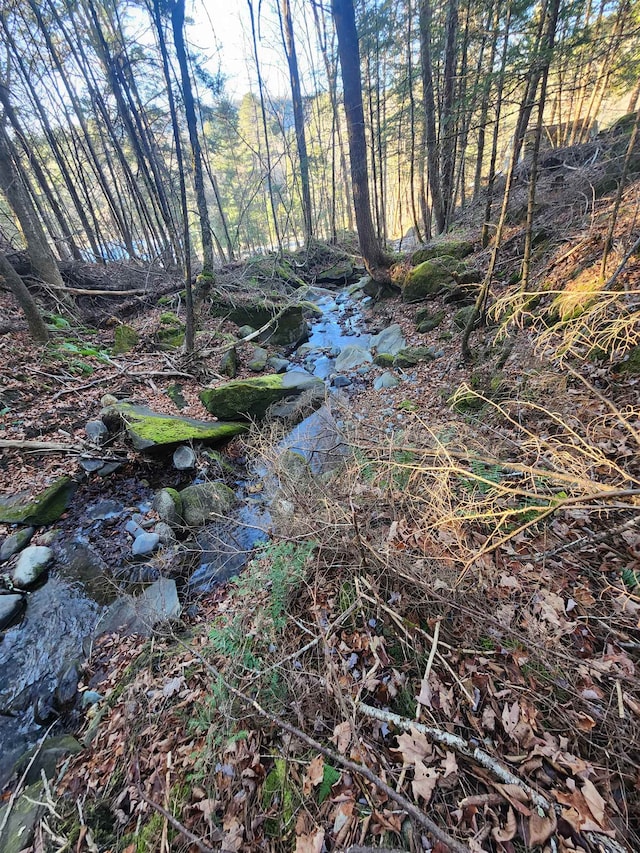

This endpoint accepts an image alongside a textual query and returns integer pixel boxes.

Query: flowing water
[0,285,367,784]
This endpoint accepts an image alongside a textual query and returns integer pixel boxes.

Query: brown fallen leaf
[332,721,352,754]
[295,827,325,853]
[581,778,606,826]
[396,729,434,766]
[303,755,325,796]
[412,763,438,804]
[527,809,557,846]
[491,805,517,842]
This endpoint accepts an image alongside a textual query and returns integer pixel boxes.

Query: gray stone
[219,346,237,378]
[153,488,182,526]
[173,445,196,470]
[154,522,176,545]
[267,356,289,373]
[55,661,79,709]
[248,346,269,372]
[97,461,122,477]
[0,594,25,630]
[132,532,160,557]
[0,527,34,562]
[237,324,255,339]
[278,449,311,482]
[180,482,235,527]
[79,458,106,473]
[370,324,406,356]
[85,420,109,445]
[125,519,144,538]
[335,345,373,372]
[331,375,351,388]
[12,546,53,588]
[374,372,400,390]
[81,690,102,707]
[96,578,182,636]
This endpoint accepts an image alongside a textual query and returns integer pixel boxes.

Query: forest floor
[1,176,639,853]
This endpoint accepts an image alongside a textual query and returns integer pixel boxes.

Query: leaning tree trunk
[331,0,389,278]
[0,121,68,295]
[0,253,49,343]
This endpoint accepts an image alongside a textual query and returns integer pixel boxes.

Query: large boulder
[0,477,76,526]
[179,482,235,527]
[334,345,373,372]
[199,371,323,421]
[403,258,463,303]
[315,260,354,285]
[370,324,406,355]
[96,577,182,637]
[101,402,248,450]
[210,296,309,347]
[411,239,474,265]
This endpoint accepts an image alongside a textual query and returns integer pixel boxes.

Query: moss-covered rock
[416,307,445,332]
[616,346,640,376]
[0,477,77,525]
[248,346,269,372]
[210,297,309,347]
[403,257,462,303]
[220,347,238,378]
[166,383,188,410]
[156,313,186,349]
[411,240,473,265]
[113,324,138,354]
[101,402,247,450]
[0,781,45,853]
[316,260,354,285]
[393,347,437,367]
[179,482,235,527]
[199,372,323,421]
[454,305,477,330]
[153,488,183,525]
[373,352,396,367]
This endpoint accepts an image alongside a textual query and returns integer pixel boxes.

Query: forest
[0,0,639,851]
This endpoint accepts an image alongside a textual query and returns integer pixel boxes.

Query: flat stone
[200,372,323,421]
[374,372,400,390]
[173,445,196,470]
[0,477,76,526]
[370,324,406,356]
[79,458,106,473]
[335,345,373,372]
[0,594,25,630]
[96,578,182,637]
[125,519,144,538]
[12,546,53,589]
[1,527,34,562]
[132,532,160,557]
[394,346,437,367]
[101,402,247,450]
[0,781,45,853]
[97,461,122,476]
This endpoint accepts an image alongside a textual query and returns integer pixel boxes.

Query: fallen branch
[179,641,472,853]
[0,439,81,452]
[137,789,223,852]
[358,704,627,853]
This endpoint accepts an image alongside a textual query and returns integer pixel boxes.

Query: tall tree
[171,0,215,274]
[279,0,313,243]
[331,0,389,277]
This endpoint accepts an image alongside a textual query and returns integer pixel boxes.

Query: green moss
[454,305,476,330]
[210,297,308,346]
[220,346,238,378]
[403,257,462,303]
[0,476,77,525]
[373,352,395,367]
[393,346,436,367]
[199,372,322,421]
[103,402,247,450]
[113,324,138,354]
[160,312,180,325]
[617,346,640,376]
[416,307,445,332]
[166,383,188,410]
[411,239,473,265]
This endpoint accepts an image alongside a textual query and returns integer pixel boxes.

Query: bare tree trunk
[279,0,313,243]
[440,0,459,227]
[331,0,389,277]
[0,253,49,343]
[0,120,68,294]
[419,0,445,234]
[152,0,194,352]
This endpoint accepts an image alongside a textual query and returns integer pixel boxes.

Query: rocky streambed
[0,278,438,818]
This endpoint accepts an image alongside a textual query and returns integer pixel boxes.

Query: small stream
[0,284,369,788]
